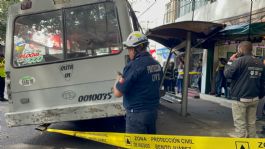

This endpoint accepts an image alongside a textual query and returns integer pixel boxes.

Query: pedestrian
[164,61,175,93]
[257,57,265,120]
[176,57,184,94]
[197,59,202,92]
[224,41,265,138]
[215,58,228,97]
[0,45,7,102]
[113,31,162,134]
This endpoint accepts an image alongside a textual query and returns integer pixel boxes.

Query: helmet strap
[133,44,145,59]
[133,48,139,60]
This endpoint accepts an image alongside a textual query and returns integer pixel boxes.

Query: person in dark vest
[164,61,175,93]
[215,58,228,97]
[113,31,162,134]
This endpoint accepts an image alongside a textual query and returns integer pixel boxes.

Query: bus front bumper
[5,102,125,127]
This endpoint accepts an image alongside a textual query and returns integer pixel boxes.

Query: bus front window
[13,10,63,67]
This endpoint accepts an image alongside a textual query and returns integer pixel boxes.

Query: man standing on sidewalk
[224,41,265,138]
[113,31,162,134]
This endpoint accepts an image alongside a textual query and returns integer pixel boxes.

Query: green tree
[0,0,21,41]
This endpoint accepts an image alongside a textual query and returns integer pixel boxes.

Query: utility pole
[181,32,191,117]
[181,0,195,116]
[248,0,253,41]
[191,0,195,21]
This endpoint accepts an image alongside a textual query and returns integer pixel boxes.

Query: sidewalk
[158,91,265,137]
[157,97,234,137]
[199,93,235,108]
[199,93,265,137]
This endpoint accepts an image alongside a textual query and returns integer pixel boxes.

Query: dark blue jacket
[116,52,162,111]
[224,55,265,100]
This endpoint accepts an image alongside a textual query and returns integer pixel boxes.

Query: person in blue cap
[113,31,163,134]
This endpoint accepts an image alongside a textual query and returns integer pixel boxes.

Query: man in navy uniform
[113,31,162,134]
[224,41,265,138]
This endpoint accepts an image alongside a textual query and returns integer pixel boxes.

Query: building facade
[164,0,178,24]
[164,0,265,94]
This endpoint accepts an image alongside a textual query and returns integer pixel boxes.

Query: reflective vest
[0,58,6,78]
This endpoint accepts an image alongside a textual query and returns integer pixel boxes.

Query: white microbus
[5,0,140,127]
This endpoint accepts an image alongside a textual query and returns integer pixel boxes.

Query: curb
[199,94,235,109]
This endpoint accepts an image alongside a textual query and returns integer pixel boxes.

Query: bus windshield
[13,2,122,67]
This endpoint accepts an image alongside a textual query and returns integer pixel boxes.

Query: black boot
[0,97,8,102]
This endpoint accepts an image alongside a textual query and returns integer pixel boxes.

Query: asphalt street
[0,97,264,149]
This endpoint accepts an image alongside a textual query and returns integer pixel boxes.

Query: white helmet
[123,31,149,48]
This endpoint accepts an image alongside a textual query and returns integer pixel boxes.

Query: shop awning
[146,21,225,48]
[215,22,265,41]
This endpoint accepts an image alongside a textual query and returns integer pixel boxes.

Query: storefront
[205,22,265,96]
